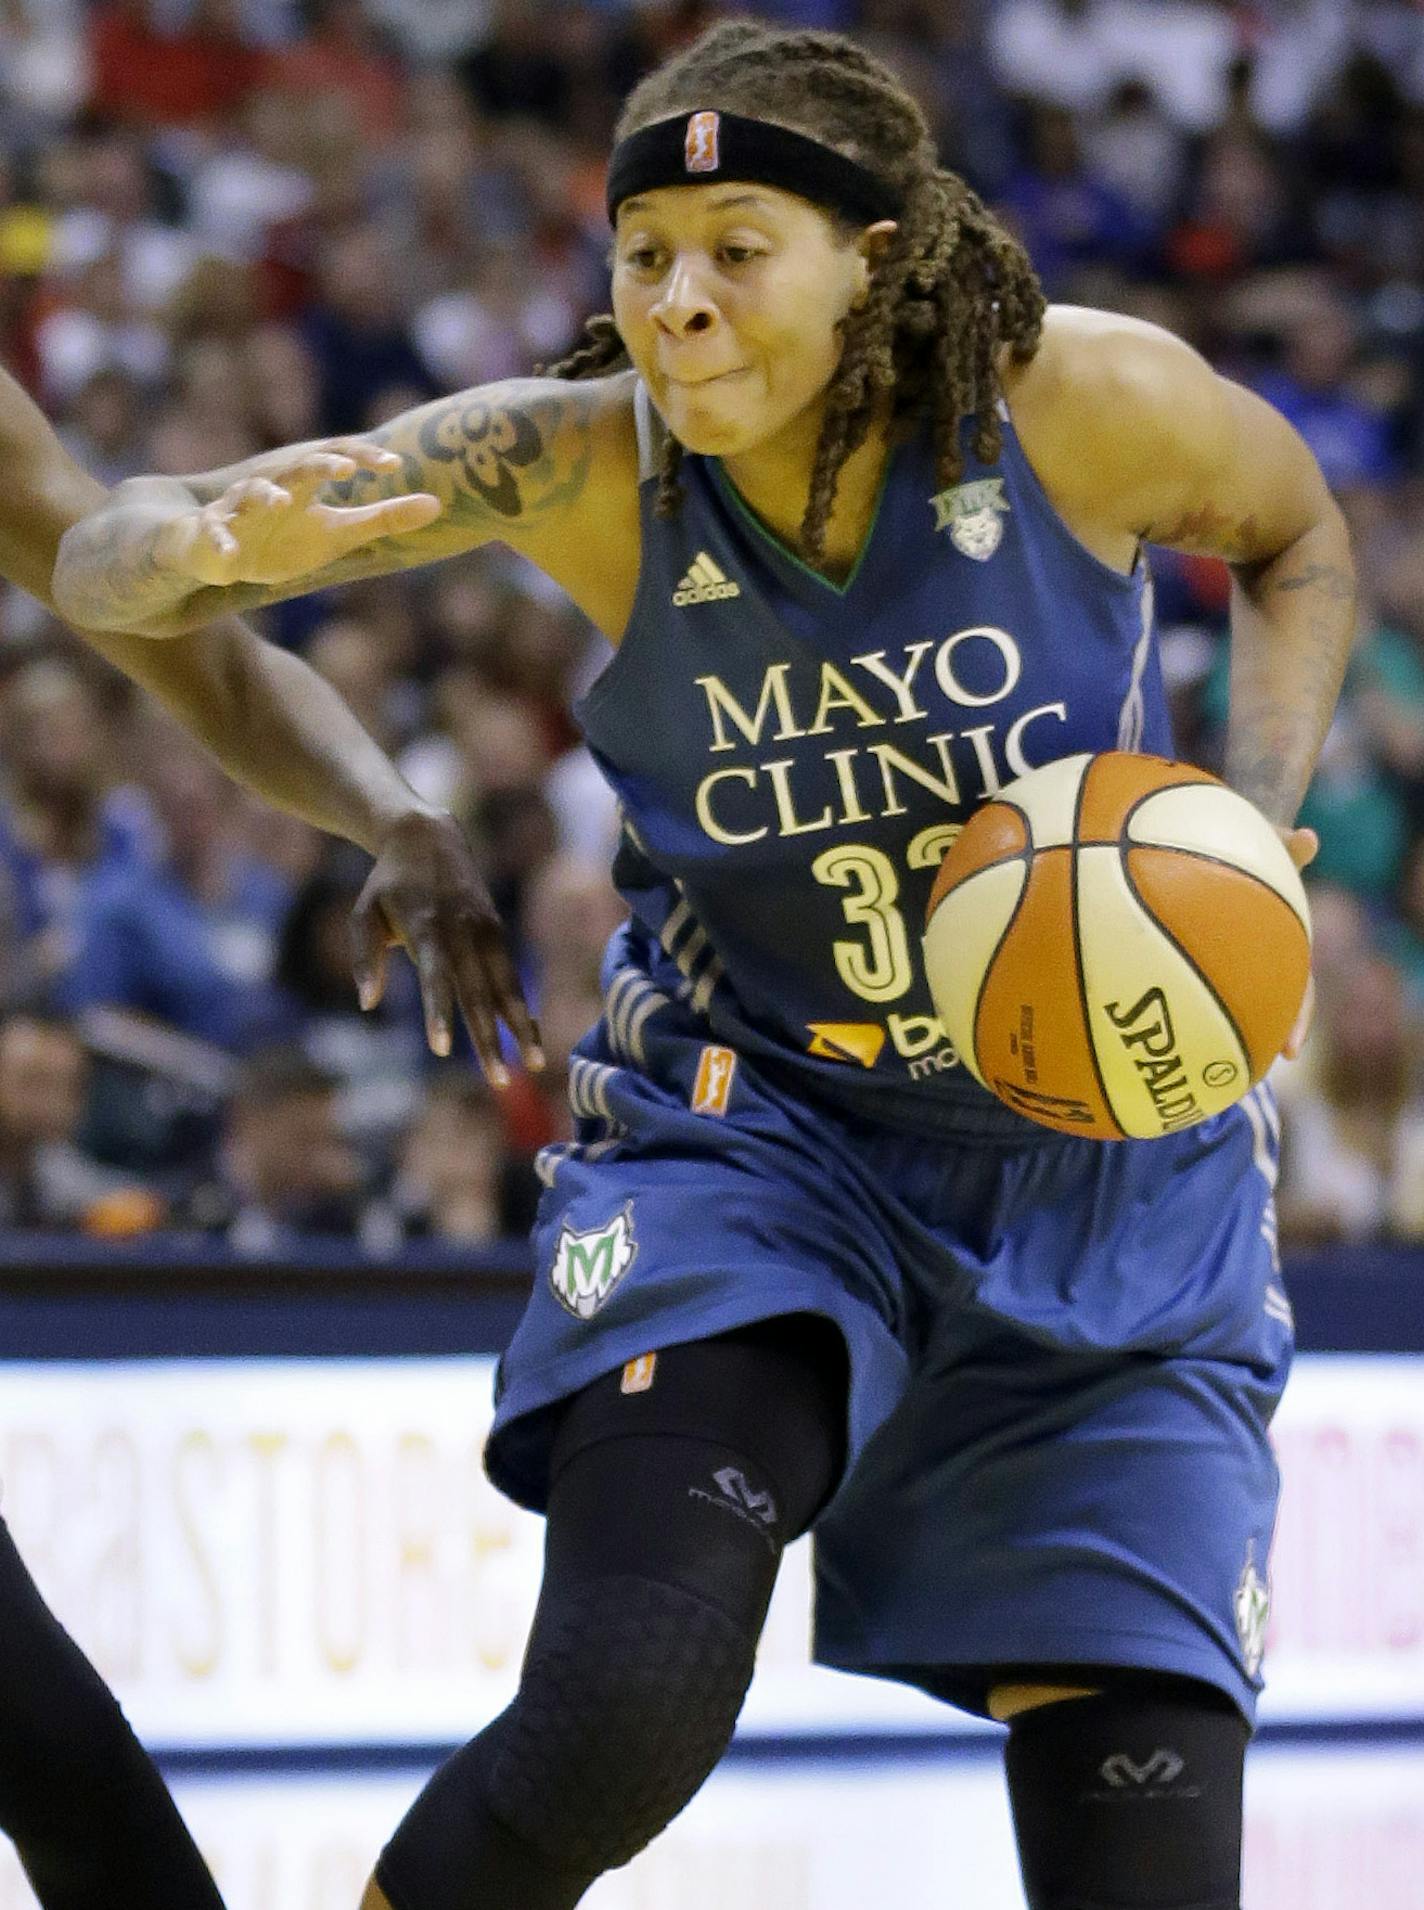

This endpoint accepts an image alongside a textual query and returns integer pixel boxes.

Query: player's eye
[719,245,761,266]
[622,246,663,272]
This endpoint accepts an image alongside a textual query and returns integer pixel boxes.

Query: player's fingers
[481,935,544,1071]
[1282,971,1314,1061]
[448,940,511,1088]
[1289,826,1319,872]
[221,478,293,514]
[316,493,443,540]
[324,439,404,476]
[200,518,239,559]
[413,941,458,1060]
[282,453,362,495]
[349,894,391,1012]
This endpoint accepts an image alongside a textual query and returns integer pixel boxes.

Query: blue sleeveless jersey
[576,391,1169,1141]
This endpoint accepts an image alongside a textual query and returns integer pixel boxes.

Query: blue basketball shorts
[486,962,1292,1722]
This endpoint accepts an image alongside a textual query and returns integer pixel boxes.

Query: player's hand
[1278,824,1318,1060]
[153,444,441,589]
[349,809,544,1086]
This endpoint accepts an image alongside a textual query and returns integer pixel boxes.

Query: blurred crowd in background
[0,0,1422,1253]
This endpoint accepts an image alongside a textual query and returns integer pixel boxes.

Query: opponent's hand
[1278,824,1318,1060]
[153,444,441,589]
[349,810,543,1086]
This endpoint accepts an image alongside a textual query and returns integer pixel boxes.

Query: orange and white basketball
[923,752,1312,1140]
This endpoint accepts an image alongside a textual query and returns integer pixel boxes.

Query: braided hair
[548,19,1045,565]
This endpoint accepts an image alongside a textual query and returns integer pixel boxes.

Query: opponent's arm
[0,369,538,1076]
[1034,311,1355,828]
[51,379,599,637]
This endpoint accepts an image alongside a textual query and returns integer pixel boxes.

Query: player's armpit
[51,376,606,638]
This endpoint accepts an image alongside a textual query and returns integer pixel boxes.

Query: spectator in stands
[86,0,265,134]
[0,657,148,999]
[268,843,426,1148]
[998,100,1154,296]
[458,0,574,131]
[394,1069,528,1242]
[55,365,147,485]
[1275,951,1424,1243]
[268,0,409,150]
[60,718,291,1050]
[200,1043,396,1251]
[300,221,438,434]
[0,1007,160,1230]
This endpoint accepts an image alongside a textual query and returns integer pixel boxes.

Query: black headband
[606,111,901,229]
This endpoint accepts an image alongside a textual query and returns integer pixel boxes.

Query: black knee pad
[490,1573,757,1874]
[1004,1681,1250,1910]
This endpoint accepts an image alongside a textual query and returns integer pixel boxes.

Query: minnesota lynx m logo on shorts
[1234,1540,1270,1677]
[550,1204,638,1320]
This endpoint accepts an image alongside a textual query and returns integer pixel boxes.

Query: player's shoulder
[1001,305,1225,513]
[1004,305,1213,431]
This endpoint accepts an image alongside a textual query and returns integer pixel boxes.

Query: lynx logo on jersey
[550,1204,638,1319]
[930,478,1010,560]
[1234,1540,1270,1677]
[684,111,721,173]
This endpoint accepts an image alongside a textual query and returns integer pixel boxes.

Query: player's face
[612,183,875,458]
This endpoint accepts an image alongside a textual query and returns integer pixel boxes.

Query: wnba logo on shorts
[691,1044,737,1116]
[685,111,721,173]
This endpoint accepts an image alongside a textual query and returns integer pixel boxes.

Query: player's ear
[852,220,898,306]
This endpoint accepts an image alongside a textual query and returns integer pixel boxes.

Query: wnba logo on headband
[607,111,902,227]
[684,111,721,173]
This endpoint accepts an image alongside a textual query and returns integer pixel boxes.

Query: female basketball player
[54,23,1353,1910]
[0,362,534,1908]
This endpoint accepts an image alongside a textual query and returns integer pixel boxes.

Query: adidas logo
[673,551,741,606]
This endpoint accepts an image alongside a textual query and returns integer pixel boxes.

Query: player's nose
[651,255,719,337]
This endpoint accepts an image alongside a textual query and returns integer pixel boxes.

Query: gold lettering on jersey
[824,747,872,823]
[869,734,961,816]
[849,642,934,722]
[765,758,835,836]
[695,767,766,845]
[689,627,1072,847]
[933,625,1021,706]
[1006,702,1068,776]
[696,664,801,751]
[806,664,882,735]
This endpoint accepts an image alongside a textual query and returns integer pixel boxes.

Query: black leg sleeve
[0,1516,224,1910]
[1005,1680,1250,1910]
[376,1314,848,1910]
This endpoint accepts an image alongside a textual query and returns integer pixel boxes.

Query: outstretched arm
[51,380,598,637]
[0,368,540,1078]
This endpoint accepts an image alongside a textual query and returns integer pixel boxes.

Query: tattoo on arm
[1224,543,1356,825]
[1267,560,1355,601]
[55,385,597,633]
[329,388,594,533]
[1144,501,1264,563]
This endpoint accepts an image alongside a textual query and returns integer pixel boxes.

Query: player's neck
[719,406,894,585]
